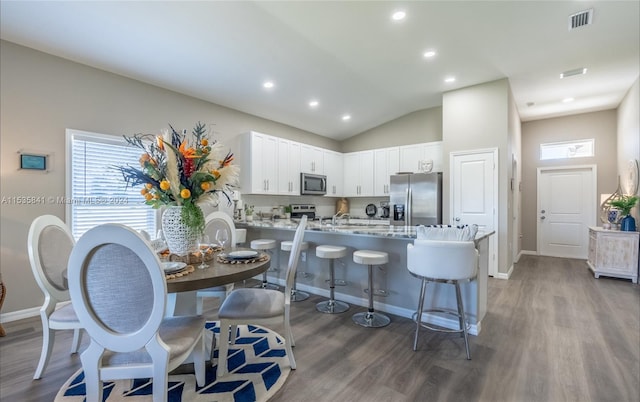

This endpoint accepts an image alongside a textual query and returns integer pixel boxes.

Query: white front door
[537,166,596,259]
[451,148,498,277]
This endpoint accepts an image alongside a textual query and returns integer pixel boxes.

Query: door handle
[540,216,546,220]
[541,209,546,213]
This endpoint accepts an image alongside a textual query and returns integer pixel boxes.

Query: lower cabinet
[587,227,639,283]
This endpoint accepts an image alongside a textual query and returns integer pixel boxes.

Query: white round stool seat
[316,245,347,259]
[251,239,276,250]
[353,250,388,266]
[281,241,309,252]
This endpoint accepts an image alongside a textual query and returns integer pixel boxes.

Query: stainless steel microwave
[300,173,326,195]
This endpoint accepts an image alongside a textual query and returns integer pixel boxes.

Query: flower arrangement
[119,122,239,234]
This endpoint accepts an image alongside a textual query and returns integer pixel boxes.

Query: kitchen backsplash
[239,194,389,219]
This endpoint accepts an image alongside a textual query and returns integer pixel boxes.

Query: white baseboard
[518,250,537,260]
[495,264,514,280]
[0,306,40,323]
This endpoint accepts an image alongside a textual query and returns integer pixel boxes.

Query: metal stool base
[316,300,349,314]
[254,282,280,290]
[352,311,391,328]
[291,289,310,302]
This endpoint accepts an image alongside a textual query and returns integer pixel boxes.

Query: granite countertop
[235,219,494,241]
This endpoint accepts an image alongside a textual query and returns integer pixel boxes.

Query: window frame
[65,129,160,239]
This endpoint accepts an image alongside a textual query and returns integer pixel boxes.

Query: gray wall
[520,110,618,252]
[442,78,513,275]
[340,107,442,152]
[0,40,339,313]
[616,78,640,222]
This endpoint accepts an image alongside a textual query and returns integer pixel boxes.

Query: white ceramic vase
[161,206,198,256]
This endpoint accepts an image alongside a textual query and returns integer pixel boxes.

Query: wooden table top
[165,249,270,293]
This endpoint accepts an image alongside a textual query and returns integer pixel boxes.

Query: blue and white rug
[55,322,291,401]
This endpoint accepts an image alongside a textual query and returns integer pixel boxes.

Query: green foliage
[610,195,639,216]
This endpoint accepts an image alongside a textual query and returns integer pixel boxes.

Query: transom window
[66,129,157,239]
[539,139,594,160]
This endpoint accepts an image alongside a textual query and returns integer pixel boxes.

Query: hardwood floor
[1,255,638,401]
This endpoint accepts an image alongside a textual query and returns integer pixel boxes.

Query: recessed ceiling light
[309,100,319,108]
[560,67,587,79]
[391,10,406,21]
[444,76,456,83]
[342,114,351,121]
[423,50,437,58]
[562,97,575,103]
[263,81,274,89]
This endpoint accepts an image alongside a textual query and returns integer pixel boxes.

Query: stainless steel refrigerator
[390,172,442,226]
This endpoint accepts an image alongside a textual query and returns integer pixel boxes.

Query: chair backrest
[28,215,75,303]
[204,211,237,246]
[68,223,166,353]
[407,240,478,281]
[284,215,307,303]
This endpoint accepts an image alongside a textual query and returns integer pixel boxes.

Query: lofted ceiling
[1,1,638,140]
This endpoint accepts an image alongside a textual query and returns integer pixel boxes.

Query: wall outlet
[301,251,307,262]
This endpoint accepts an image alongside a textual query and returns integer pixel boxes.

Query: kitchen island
[236,220,493,335]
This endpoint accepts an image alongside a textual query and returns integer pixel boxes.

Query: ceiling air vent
[569,9,593,30]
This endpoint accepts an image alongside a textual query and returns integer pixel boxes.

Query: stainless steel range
[290,204,316,219]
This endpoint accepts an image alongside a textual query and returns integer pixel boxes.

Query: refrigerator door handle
[407,187,412,227]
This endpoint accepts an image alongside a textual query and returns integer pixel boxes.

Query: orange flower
[201,139,208,146]
[179,140,199,159]
[201,182,211,191]
[139,153,151,166]
[144,193,153,201]
[160,180,170,191]
[211,169,221,179]
[180,188,191,199]
[140,188,148,195]
[145,183,153,190]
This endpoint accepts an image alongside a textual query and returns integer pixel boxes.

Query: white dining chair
[27,214,83,380]
[196,211,238,314]
[216,215,307,377]
[68,224,205,402]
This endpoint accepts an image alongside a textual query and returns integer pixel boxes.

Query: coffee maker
[379,201,390,218]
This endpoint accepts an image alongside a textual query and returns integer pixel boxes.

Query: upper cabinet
[277,138,301,195]
[240,131,278,194]
[324,150,343,197]
[343,151,374,197]
[374,147,399,196]
[399,141,443,173]
[300,144,324,174]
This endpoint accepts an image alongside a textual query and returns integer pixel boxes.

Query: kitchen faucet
[332,212,349,226]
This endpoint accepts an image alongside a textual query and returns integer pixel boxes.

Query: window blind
[67,130,157,240]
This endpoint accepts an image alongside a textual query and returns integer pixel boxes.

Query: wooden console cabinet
[587,227,639,283]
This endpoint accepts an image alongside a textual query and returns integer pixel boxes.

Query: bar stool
[407,239,478,360]
[315,245,349,314]
[352,250,390,328]
[281,240,310,302]
[251,239,279,290]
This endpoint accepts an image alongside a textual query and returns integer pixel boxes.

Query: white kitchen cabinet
[399,141,443,173]
[374,147,399,196]
[343,151,374,197]
[587,227,639,283]
[300,144,324,174]
[277,138,301,195]
[324,150,343,196]
[240,131,278,194]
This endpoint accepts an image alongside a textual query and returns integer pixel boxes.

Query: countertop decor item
[119,122,239,252]
[600,177,625,225]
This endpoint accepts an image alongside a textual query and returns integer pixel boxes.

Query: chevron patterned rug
[55,322,290,401]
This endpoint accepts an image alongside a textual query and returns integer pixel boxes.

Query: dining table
[164,247,271,317]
